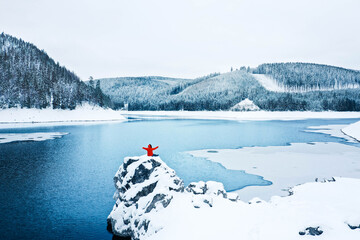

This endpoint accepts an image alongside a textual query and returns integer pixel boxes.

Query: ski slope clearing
[252,74,286,92]
[343,121,360,142]
[253,73,360,93]
[122,110,360,121]
[188,142,360,201]
[0,104,125,128]
[0,132,68,144]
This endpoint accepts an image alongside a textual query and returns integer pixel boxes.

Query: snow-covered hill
[253,74,360,93]
[0,33,112,109]
[253,63,360,92]
[96,65,360,111]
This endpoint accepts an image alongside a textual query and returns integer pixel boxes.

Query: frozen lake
[0,118,359,239]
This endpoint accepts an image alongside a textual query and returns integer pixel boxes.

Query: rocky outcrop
[107,156,184,239]
[107,155,239,240]
[299,227,323,236]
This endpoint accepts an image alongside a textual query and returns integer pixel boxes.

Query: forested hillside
[95,73,220,110]
[0,33,112,109]
[253,63,360,91]
[1,32,359,112]
[98,67,360,111]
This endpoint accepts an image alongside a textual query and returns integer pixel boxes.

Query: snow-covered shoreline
[343,121,360,142]
[1,108,360,129]
[122,110,360,121]
[0,104,126,128]
[109,155,360,240]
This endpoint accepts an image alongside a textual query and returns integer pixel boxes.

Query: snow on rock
[107,155,237,240]
[230,98,260,111]
[342,121,360,142]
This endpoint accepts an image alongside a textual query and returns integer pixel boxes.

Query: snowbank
[0,104,126,127]
[109,155,360,240]
[121,110,360,121]
[230,98,260,111]
[188,142,360,201]
[342,121,360,142]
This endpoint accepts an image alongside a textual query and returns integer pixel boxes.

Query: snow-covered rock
[230,98,260,111]
[107,155,238,239]
[107,155,184,239]
[342,121,360,142]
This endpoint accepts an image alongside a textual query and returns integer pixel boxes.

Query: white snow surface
[111,155,360,240]
[0,132,68,144]
[188,142,360,201]
[122,110,360,121]
[343,121,360,142]
[150,177,360,240]
[230,98,260,111]
[0,104,126,128]
[305,124,358,143]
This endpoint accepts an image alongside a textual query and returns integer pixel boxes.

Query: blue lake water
[0,118,359,239]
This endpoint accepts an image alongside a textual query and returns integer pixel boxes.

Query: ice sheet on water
[0,132,68,144]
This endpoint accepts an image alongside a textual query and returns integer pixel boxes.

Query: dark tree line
[0,33,112,109]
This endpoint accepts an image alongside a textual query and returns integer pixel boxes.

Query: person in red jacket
[143,144,159,156]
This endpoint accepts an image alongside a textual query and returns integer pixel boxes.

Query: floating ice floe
[0,132,68,144]
[305,124,358,143]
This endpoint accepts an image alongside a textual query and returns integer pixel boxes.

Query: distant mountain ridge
[0,33,112,109]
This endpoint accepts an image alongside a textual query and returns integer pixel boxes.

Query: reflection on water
[0,118,359,239]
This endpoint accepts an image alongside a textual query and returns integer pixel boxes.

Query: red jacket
[143,145,159,156]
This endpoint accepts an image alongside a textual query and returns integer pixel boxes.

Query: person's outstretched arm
[153,146,159,150]
[142,147,147,150]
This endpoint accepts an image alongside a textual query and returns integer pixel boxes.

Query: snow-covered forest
[0,33,112,109]
[1,32,360,112]
[97,67,360,111]
[253,62,360,91]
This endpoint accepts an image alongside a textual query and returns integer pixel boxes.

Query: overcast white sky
[1,0,360,80]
